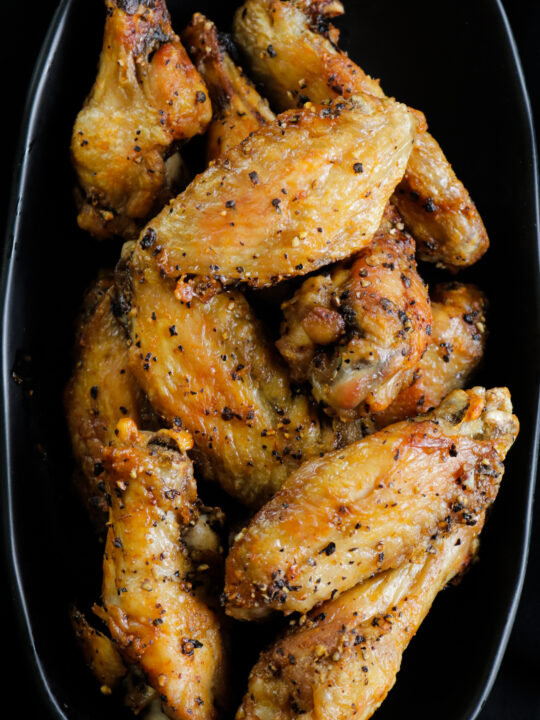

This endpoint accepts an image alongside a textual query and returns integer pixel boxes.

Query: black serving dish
[2,1,539,718]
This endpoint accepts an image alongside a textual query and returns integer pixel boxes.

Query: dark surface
[2,1,539,718]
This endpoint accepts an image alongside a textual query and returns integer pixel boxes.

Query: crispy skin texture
[277,206,432,418]
[96,421,227,720]
[70,607,127,690]
[182,14,275,161]
[233,0,489,270]
[236,525,478,720]
[135,94,414,287]
[72,0,211,239]
[64,274,154,526]
[116,251,352,507]
[224,387,518,617]
[374,282,487,427]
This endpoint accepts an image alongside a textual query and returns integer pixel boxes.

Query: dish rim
[1,1,539,718]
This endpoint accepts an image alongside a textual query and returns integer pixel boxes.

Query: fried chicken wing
[134,94,414,287]
[374,282,487,427]
[224,387,518,617]
[72,0,212,240]
[276,206,432,419]
[70,607,127,692]
[116,251,353,507]
[236,524,478,720]
[64,273,155,526]
[182,14,275,161]
[95,419,227,720]
[233,0,489,270]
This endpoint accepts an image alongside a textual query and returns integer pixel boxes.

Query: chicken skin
[276,205,432,419]
[72,0,212,240]
[374,282,487,427]
[182,14,275,162]
[95,419,227,720]
[64,273,156,527]
[133,93,415,287]
[236,524,479,720]
[224,387,518,617]
[233,0,489,270]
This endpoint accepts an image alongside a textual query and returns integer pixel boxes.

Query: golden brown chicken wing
[276,205,432,419]
[133,93,415,287]
[182,14,275,162]
[64,273,155,527]
[374,282,487,427]
[72,0,212,240]
[94,419,227,720]
[233,0,489,270]
[224,387,518,617]
[236,524,479,720]
[116,251,351,507]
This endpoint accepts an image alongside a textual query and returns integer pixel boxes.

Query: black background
[3,1,539,718]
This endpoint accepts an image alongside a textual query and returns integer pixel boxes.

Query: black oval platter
[2,1,539,719]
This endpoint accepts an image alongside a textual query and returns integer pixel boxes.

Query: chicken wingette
[224,387,518,617]
[94,419,227,720]
[374,282,487,427]
[276,205,432,419]
[72,0,212,240]
[64,273,156,528]
[233,0,489,270]
[236,524,479,720]
[116,252,356,507]
[182,14,275,161]
[132,93,415,287]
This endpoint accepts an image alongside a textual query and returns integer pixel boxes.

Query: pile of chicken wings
[66,2,519,719]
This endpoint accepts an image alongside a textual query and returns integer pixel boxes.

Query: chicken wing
[72,0,212,240]
[236,524,478,720]
[233,0,489,270]
[94,419,227,720]
[133,93,414,287]
[276,205,432,419]
[224,387,518,617]
[116,250,353,507]
[64,273,156,528]
[182,14,275,162]
[374,282,487,427]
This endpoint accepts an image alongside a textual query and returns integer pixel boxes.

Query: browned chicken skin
[95,419,227,720]
[64,273,156,527]
[374,282,487,427]
[224,387,518,617]
[72,0,212,239]
[236,524,479,720]
[276,206,432,419]
[183,14,275,161]
[233,0,489,270]
[133,93,415,287]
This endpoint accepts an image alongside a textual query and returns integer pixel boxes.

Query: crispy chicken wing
[236,524,478,720]
[95,419,227,720]
[233,0,489,270]
[70,607,127,692]
[374,282,487,427]
[182,14,275,161]
[276,206,432,419]
[116,252,353,507]
[133,93,414,287]
[224,387,518,617]
[64,273,155,527]
[72,0,212,240]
